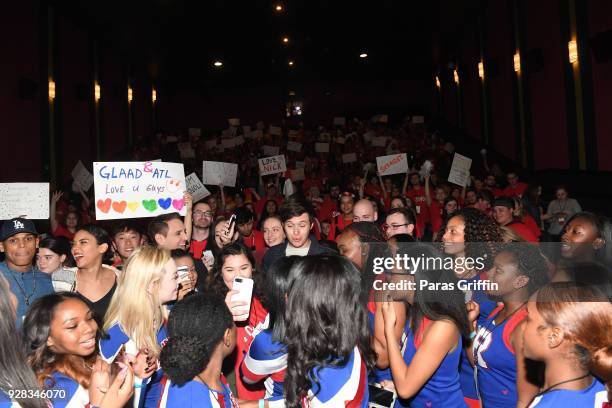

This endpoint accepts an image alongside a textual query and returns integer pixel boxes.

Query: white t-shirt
[285,241,311,257]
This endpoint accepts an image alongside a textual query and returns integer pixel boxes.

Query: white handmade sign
[258,155,287,176]
[92,162,186,220]
[315,143,330,153]
[412,115,424,124]
[376,153,408,176]
[287,141,302,152]
[342,153,358,164]
[71,161,94,191]
[185,172,211,202]
[0,183,49,219]
[448,153,472,187]
[202,161,238,187]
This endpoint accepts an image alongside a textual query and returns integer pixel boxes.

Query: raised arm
[373,300,406,369]
[402,172,409,196]
[424,175,432,206]
[50,191,63,233]
[183,192,193,241]
[219,184,226,212]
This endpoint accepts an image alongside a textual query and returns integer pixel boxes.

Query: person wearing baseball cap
[0,218,54,326]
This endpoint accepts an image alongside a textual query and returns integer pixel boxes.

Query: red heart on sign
[112,200,127,213]
[97,198,112,213]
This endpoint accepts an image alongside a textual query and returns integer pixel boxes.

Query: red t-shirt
[235,297,269,399]
[53,225,75,241]
[241,230,266,254]
[522,214,541,239]
[255,196,284,217]
[189,239,208,260]
[502,182,528,198]
[508,222,538,243]
[429,201,444,235]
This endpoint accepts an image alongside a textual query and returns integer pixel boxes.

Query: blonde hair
[103,246,171,357]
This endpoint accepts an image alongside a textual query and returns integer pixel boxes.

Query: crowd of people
[1,116,611,408]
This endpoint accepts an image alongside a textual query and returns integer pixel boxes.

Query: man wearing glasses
[383,207,416,239]
[190,201,214,260]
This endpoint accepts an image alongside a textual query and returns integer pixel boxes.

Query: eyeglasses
[194,211,213,217]
[383,223,409,231]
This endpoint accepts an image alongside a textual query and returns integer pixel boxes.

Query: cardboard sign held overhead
[263,145,280,156]
[376,153,408,176]
[71,160,94,191]
[93,162,186,220]
[202,161,238,187]
[287,141,302,152]
[269,126,282,136]
[0,183,49,219]
[315,143,330,153]
[258,155,287,176]
[342,153,357,163]
[448,153,472,187]
[185,172,211,202]
[333,117,346,126]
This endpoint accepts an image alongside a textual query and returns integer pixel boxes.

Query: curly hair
[283,255,376,407]
[159,293,233,385]
[206,242,265,301]
[497,242,551,296]
[23,293,99,390]
[435,207,503,269]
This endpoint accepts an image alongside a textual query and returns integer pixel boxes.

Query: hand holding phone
[228,276,253,321]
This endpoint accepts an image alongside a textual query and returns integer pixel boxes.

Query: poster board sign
[202,161,238,187]
[263,145,280,156]
[448,153,472,187]
[92,162,186,220]
[342,153,358,163]
[178,142,196,159]
[185,172,211,202]
[376,153,408,176]
[258,155,287,176]
[290,168,305,181]
[412,115,424,124]
[333,117,346,126]
[0,183,49,219]
[188,128,201,137]
[335,137,346,144]
[269,126,282,136]
[228,118,240,127]
[287,141,302,152]
[372,137,387,147]
[315,143,330,153]
[71,160,94,191]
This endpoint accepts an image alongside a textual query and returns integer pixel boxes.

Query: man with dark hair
[475,190,494,215]
[0,218,53,326]
[148,212,189,250]
[189,201,214,260]
[384,207,416,239]
[110,221,143,268]
[493,197,538,242]
[262,198,333,271]
[234,206,266,253]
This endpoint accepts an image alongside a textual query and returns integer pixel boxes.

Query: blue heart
[158,197,172,210]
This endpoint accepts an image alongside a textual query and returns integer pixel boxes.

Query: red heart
[112,200,127,213]
[96,198,112,213]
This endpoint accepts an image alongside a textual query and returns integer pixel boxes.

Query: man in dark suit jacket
[262,198,334,272]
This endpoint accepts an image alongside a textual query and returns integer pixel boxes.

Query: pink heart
[426,403,432,407]
[172,198,184,211]
[501,389,509,395]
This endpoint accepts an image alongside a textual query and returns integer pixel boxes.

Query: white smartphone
[231,276,254,321]
[177,265,190,282]
[202,250,214,265]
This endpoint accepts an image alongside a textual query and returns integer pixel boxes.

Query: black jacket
[262,239,335,272]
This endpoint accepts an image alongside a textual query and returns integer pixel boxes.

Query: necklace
[9,268,36,306]
[536,373,590,396]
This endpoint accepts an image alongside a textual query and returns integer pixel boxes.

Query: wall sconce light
[152,89,157,103]
[282,36,289,44]
[453,69,459,85]
[478,61,484,80]
[128,86,133,103]
[288,60,295,67]
[513,52,521,73]
[94,82,101,102]
[48,79,56,100]
[568,40,578,64]
[435,76,441,89]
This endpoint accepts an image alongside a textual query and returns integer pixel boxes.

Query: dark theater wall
[100,46,127,160]
[587,0,612,171]
[0,2,42,182]
[437,0,612,171]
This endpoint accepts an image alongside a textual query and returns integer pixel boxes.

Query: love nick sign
[93,162,187,220]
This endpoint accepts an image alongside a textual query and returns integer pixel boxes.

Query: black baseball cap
[493,197,514,209]
[0,218,38,241]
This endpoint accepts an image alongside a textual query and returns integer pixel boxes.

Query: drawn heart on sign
[172,198,184,211]
[158,197,172,210]
[142,199,157,212]
[97,198,112,213]
[112,201,127,213]
[425,403,432,407]
[501,390,509,395]
[127,202,139,212]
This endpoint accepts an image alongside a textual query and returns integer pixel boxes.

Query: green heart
[142,199,157,212]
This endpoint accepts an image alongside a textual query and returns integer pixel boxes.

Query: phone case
[231,277,254,319]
